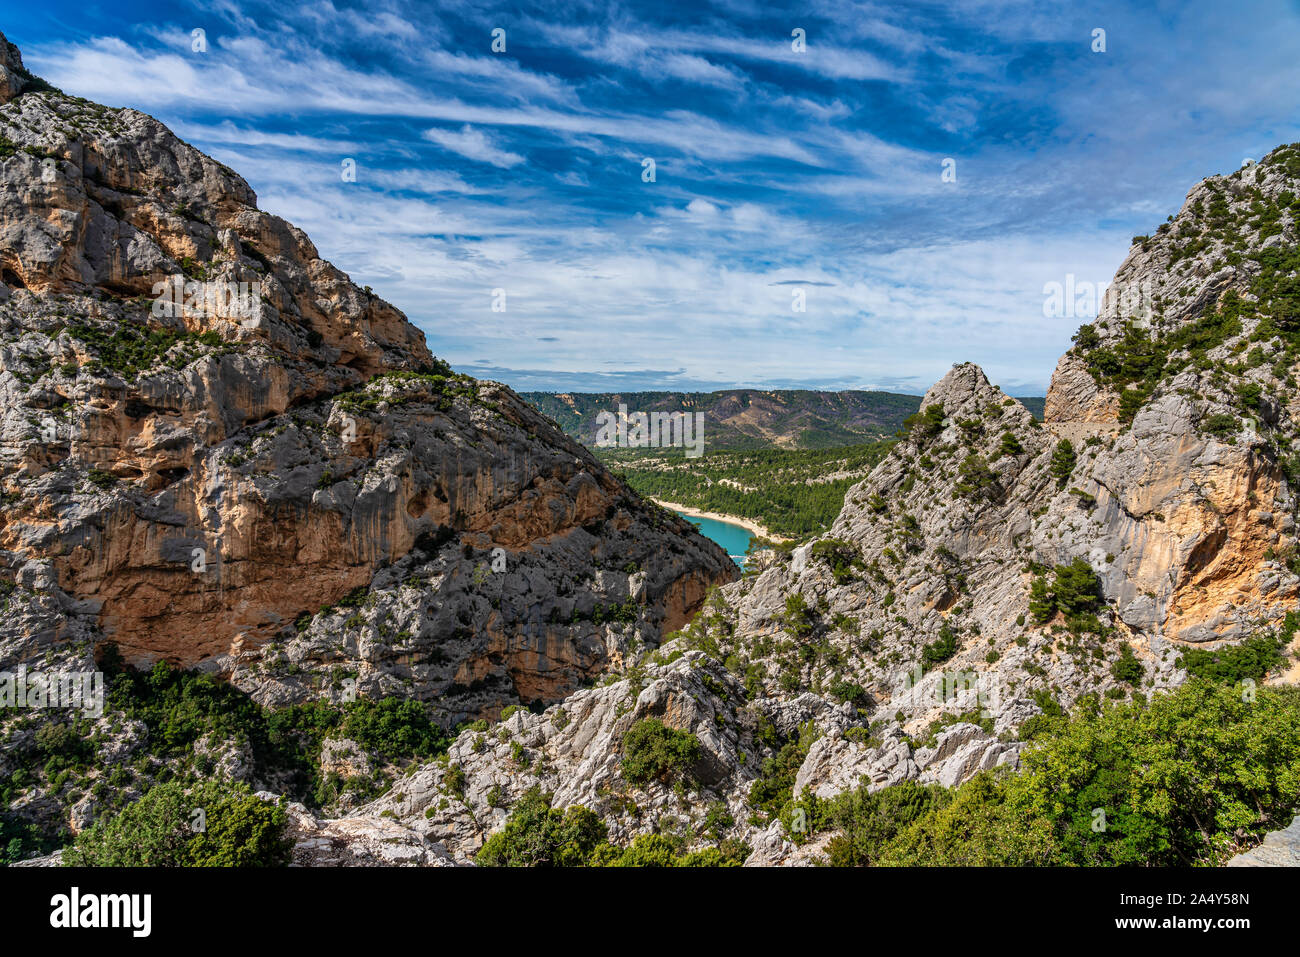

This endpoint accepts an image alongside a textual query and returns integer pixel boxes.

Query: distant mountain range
[520,389,1046,450]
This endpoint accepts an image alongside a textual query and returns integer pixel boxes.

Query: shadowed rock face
[676,152,1300,751]
[0,32,736,720]
[6,30,1298,867]
[337,152,1300,867]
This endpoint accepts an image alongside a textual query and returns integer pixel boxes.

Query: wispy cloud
[423,124,525,168]
[8,0,1300,395]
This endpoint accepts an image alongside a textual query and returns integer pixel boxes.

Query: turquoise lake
[675,511,755,567]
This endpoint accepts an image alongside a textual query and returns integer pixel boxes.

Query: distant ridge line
[520,388,1045,451]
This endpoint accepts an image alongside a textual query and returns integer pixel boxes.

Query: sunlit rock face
[0,30,736,722]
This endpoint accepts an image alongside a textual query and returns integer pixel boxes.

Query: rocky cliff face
[308,148,1300,866]
[343,645,1024,865]
[1042,151,1300,643]
[713,145,1300,701]
[0,32,736,727]
[5,25,1296,867]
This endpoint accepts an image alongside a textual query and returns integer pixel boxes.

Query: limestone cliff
[0,32,736,726]
[325,149,1300,866]
[5,25,1297,866]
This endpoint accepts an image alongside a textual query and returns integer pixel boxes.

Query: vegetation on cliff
[619,719,702,786]
[63,780,293,867]
[0,649,456,863]
[1070,144,1300,425]
[795,678,1300,866]
[475,785,749,867]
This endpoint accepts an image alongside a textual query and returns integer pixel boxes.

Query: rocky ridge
[0,31,735,851]
[3,27,1298,866]
[312,148,1300,866]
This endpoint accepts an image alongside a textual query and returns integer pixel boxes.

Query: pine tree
[1050,439,1076,488]
[997,431,1023,458]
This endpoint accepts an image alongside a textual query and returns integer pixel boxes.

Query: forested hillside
[600,442,895,538]
[524,389,1045,451]
[522,389,918,449]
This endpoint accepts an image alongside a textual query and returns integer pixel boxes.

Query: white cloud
[168,119,359,154]
[19,0,1300,397]
[685,198,720,217]
[422,124,525,168]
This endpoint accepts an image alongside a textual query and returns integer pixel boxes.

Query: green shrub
[1017,689,1067,741]
[777,592,817,639]
[1180,618,1292,683]
[593,832,681,867]
[920,620,959,671]
[703,801,734,840]
[86,467,119,489]
[828,678,870,707]
[444,764,467,799]
[103,654,448,808]
[1015,681,1300,864]
[1071,324,1101,351]
[1236,381,1263,410]
[335,697,447,760]
[873,770,1058,865]
[903,403,945,441]
[955,453,998,501]
[33,721,95,774]
[824,781,952,866]
[1110,644,1144,684]
[63,780,292,866]
[748,722,818,823]
[593,832,749,866]
[1201,412,1239,438]
[476,788,746,867]
[620,719,701,786]
[871,681,1300,866]
[475,787,607,866]
[674,839,749,867]
[996,431,1023,458]
[810,538,864,585]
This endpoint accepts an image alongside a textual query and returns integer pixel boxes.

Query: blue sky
[5,0,1300,394]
